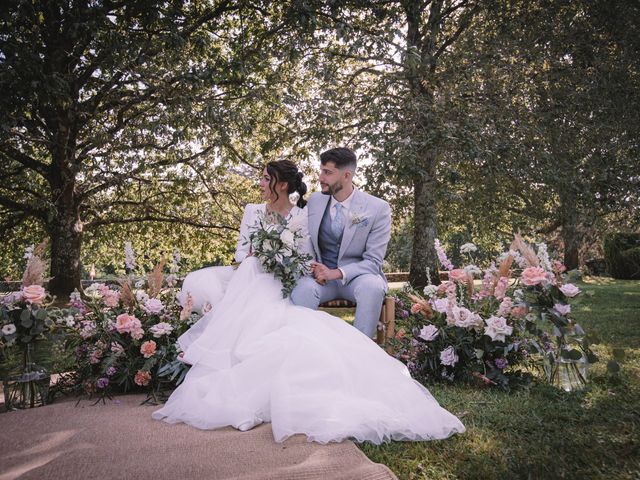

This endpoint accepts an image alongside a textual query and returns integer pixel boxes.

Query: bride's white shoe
[236,417,263,432]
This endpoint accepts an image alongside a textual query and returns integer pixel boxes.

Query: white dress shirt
[329,188,356,283]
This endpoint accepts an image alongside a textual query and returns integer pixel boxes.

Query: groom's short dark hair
[320,147,357,172]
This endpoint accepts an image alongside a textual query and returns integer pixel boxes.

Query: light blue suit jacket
[306,190,391,284]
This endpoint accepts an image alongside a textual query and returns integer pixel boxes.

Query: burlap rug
[0,394,396,480]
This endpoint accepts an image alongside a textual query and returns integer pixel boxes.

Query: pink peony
[21,284,47,305]
[554,303,571,316]
[484,316,513,342]
[140,340,157,358]
[440,346,459,367]
[521,267,548,286]
[134,370,151,386]
[448,269,468,283]
[560,283,581,298]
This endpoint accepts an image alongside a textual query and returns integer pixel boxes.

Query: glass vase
[549,357,588,392]
[2,343,50,410]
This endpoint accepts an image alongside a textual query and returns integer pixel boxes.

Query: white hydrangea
[460,243,478,254]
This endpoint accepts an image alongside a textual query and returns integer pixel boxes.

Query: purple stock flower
[106,367,116,377]
[96,377,109,389]
[400,309,409,319]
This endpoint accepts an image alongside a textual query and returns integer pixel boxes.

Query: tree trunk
[48,212,83,298]
[409,152,440,288]
[46,118,83,298]
[560,191,581,270]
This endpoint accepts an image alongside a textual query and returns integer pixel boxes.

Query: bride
[152,160,465,444]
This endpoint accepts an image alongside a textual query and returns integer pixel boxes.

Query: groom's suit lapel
[309,193,329,260]
[338,189,366,261]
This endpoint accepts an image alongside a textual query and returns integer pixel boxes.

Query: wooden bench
[319,296,396,349]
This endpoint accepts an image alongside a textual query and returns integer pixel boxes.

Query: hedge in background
[603,233,640,280]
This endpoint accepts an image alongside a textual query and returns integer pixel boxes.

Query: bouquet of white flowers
[249,210,312,297]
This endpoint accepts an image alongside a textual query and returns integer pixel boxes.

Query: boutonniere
[349,212,370,228]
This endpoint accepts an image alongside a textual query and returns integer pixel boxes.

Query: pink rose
[554,303,571,316]
[521,267,548,286]
[21,285,47,305]
[448,269,468,283]
[134,370,151,386]
[140,340,157,358]
[410,303,422,314]
[437,281,453,294]
[560,284,581,298]
[511,306,529,318]
[552,260,567,273]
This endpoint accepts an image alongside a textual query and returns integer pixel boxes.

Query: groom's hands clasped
[311,261,343,285]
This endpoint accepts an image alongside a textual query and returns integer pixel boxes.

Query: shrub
[603,233,640,280]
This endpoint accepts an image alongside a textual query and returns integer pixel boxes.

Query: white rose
[149,322,174,338]
[560,284,581,298]
[431,298,449,313]
[143,298,164,314]
[135,290,149,304]
[280,229,295,248]
[440,346,459,367]
[2,324,17,336]
[554,303,571,316]
[484,316,513,342]
[449,306,483,329]
[418,324,439,342]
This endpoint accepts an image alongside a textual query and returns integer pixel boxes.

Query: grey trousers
[290,274,386,338]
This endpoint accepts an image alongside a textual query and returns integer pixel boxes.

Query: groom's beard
[320,181,343,196]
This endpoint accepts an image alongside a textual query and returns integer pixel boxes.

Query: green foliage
[603,233,640,280]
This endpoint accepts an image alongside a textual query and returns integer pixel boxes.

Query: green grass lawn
[355,277,640,479]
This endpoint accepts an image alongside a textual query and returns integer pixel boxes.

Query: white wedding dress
[152,204,465,444]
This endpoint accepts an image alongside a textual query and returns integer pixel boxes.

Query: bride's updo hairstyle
[265,160,308,208]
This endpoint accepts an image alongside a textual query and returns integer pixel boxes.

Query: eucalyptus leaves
[248,210,312,298]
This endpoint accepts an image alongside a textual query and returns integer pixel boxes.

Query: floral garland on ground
[389,235,597,390]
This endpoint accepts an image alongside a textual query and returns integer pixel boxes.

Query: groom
[291,147,391,338]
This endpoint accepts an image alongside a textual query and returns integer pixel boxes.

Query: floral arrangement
[59,248,198,400]
[0,241,57,364]
[249,210,312,297]
[390,235,597,390]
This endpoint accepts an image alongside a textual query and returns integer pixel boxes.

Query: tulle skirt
[153,257,465,444]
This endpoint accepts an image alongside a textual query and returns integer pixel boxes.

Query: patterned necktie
[331,203,345,238]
